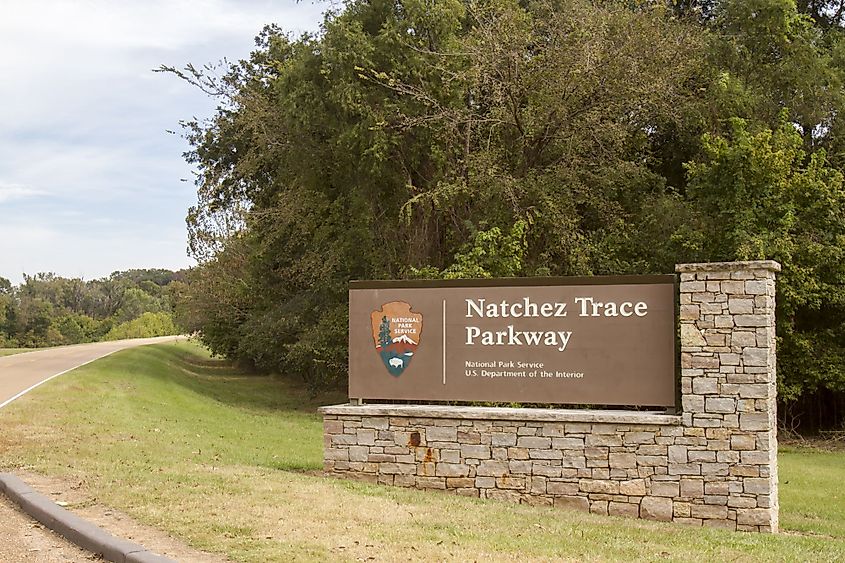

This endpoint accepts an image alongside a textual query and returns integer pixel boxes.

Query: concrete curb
[0,473,176,563]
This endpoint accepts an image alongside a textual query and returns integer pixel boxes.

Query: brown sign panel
[349,276,677,407]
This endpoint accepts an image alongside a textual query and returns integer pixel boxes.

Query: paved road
[0,336,184,408]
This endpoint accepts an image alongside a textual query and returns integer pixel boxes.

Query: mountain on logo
[392,334,417,345]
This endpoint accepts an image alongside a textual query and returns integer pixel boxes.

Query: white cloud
[0,183,45,203]
[0,1,325,52]
[0,216,195,284]
[0,1,326,284]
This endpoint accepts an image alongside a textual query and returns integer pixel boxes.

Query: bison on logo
[370,301,423,376]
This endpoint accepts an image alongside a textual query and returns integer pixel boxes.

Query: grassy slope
[0,348,31,357]
[0,342,842,562]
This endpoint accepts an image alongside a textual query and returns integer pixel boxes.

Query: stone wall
[321,260,780,532]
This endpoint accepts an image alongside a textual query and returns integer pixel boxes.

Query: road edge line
[0,348,123,410]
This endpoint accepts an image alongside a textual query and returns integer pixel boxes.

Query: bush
[104,312,178,341]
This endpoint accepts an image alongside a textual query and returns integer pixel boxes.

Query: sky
[0,0,328,284]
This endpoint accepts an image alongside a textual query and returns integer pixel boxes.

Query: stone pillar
[676,260,780,532]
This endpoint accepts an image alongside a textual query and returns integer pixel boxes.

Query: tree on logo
[378,316,391,349]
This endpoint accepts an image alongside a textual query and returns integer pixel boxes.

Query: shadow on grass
[115,343,346,415]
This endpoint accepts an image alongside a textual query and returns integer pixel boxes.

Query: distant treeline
[169,0,845,432]
[0,269,182,348]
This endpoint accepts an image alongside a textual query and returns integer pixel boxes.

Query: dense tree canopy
[0,269,181,347]
[170,0,845,431]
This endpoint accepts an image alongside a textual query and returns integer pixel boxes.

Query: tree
[169,0,845,429]
[0,270,180,349]
[378,316,391,349]
[167,0,707,391]
[686,116,845,429]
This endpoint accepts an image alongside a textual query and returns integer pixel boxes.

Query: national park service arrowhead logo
[371,301,423,376]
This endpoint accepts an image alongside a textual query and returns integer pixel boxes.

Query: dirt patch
[780,437,845,452]
[13,470,230,563]
[0,495,100,562]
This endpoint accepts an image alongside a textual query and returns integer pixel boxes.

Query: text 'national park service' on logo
[371,301,423,376]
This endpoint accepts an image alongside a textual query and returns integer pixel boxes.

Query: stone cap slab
[319,404,682,426]
[676,261,781,273]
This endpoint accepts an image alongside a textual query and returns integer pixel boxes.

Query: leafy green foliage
[105,312,178,341]
[410,220,529,279]
[0,270,182,348]
[171,0,845,429]
[686,116,845,416]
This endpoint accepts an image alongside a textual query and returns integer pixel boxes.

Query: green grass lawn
[0,342,843,562]
[0,348,32,357]
[779,445,845,539]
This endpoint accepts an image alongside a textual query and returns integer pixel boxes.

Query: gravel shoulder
[2,471,228,563]
[0,494,100,563]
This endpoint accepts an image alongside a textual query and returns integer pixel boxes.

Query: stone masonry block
[547,481,579,495]
[692,378,718,394]
[555,496,590,512]
[705,397,736,414]
[680,281,706,293]
[740,413,769,432]
[720,353,741,366]
[552,437,585,449]
[651,482,680,497]
[496,477,526,490]
[609,502,640,518]
[324,420,344,434]
[705,332,727,346]
[728,298,754,314]
[730,434,756,450]
[744,281,768,295]
[721,281,745,294]
[620,479,647,496]
[680,478,704,498]
[517,436,551,449]
[682,395,705,413]
[491,433,516,447]
[744,478,771,495]
[623,432,655,445]
[640,497,673,522]
[349,446,369,462]
[741,451,770,465]
[739,384,769,399]
[356,429,376,445]
[436,463,470,478]
[734,315,768,327]
[731,331,757,347]
[586,434,623,447]
[362,417,389,430]
[476,461,509,477]
[461,445,491,459]
[715,315,734,328]
[690,504,728,520]
[736,508,773,527]
[609,453,637,469]
[742,347,769,367]
[668,445,688,463]
[681,324,707,346]
[690,355,720,369]
[427,427,458,442]
[688,450,716,462]
[579,479,619,494]
[680,305,700,320]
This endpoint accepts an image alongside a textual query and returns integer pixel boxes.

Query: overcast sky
[0,1,327,284]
